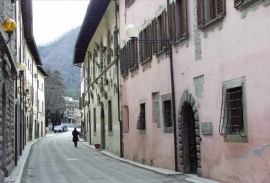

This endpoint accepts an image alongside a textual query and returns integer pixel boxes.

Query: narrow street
[21,129,191,183]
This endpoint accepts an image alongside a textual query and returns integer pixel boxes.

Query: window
[164,100,172,127]
[137,103,146,130]
[94,108,96,132]
[139,25,152,63]
[156,11,167,53]
[197,0,226,28]
[42,102,44,113]
[220,76,248,143]
[169,0,188,42]
[113,29,118,57]
[93,51,96,78]
[161,94,173,133]
[107,31,112,65]
[128,40,138,69]
[108,100,112,132]
[120,40,137,75]
[125,0,135,7]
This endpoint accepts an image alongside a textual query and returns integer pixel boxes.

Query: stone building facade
[0,1,18,181]
[74,0,122,156]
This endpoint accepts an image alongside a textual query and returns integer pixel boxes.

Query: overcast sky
[33,0,89,45]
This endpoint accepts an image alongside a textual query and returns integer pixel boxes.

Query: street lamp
[1,18,17,46]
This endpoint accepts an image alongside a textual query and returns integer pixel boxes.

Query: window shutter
[155,101,160,123]
[168,2,175,43]
[181,0,188,37]
[234,0,243,8]
[216,0,226,17]
[197,0,203,28]
[161,11,167,40]
[146,25,152,60]
[120,49,124,74]
[139,32,144,63]
[132,40,138,68]
[151,19,157,55]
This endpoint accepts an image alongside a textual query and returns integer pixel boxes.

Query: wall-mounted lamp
[10,63,26,80]
[1,18,17,46]
[24,85,30,95]
[125,24,170,55]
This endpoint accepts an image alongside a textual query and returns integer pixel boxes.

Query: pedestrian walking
[72,128,79,147]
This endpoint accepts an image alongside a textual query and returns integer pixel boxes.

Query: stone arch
[1,83,8,176]
[177,89,201,176]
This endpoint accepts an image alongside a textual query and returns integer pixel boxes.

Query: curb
[79,140,182,176]
[80,139,222,183]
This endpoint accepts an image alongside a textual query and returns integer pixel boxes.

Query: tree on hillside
[45,69,66,127]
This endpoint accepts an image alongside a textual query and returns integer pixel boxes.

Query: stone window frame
[152,92,161,128]
[222,76,249,143]
[234,0,270,18]
[161,93,173,133]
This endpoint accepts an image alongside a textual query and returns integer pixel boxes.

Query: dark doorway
[101,107,105,149]
[1,84,7,173]
[183,103,197,174]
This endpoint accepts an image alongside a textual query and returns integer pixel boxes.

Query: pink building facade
[119,0,270,182]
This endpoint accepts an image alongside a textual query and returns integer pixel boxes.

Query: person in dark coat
[72,128,79,147]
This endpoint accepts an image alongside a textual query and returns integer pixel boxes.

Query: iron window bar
[219,86,245,137]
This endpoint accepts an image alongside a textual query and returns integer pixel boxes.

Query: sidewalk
[80,139,221,183]
[4,133,55,183]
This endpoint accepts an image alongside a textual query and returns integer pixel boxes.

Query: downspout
[113,0,123,158]
[14,0,18,166]
[166,0,178,171]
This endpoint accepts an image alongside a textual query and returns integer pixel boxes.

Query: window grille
[137,103,146,130]
[108,101,112,131]
[164,100,172,127]
[219,86,244,136]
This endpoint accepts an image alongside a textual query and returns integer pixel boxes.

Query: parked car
[54,125,63,133]
[61,125,68,132]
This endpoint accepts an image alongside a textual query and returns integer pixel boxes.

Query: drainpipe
[113,0,123,158]
[166,0,178,171]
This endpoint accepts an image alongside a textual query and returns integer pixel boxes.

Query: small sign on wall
[201,122,212,135]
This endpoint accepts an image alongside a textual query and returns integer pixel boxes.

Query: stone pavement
[4,134,221,183]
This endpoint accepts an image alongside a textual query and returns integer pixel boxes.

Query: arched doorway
[1,84,7,176]
[177,89,201,175]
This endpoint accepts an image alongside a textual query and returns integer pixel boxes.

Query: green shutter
[216,0,226,17]
[197,0,203,28]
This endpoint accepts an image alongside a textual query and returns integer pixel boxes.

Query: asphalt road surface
[21,130,191,183]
